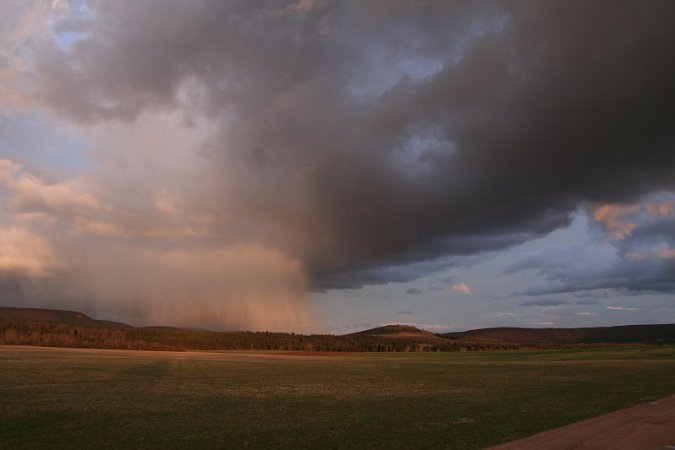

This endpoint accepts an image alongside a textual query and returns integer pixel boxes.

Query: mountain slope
[440,324,675,345]
[0,307,132,330]
[350,324,429,336]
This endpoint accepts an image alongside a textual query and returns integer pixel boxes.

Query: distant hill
[347,324,467,350]
[0,307,132,330]
[350,324,428,337]
[440,324,675,345]
[349,324,452,343]
[1,307,674,351]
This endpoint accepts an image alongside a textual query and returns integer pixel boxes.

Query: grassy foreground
[1,346,674,449]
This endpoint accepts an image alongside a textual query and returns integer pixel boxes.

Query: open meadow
[1,345,674,449]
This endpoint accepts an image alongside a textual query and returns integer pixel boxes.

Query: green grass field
[1,345,674,449]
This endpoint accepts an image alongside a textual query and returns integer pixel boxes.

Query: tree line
[0,319,520,352]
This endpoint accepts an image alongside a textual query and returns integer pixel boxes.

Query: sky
[0,0,674,333]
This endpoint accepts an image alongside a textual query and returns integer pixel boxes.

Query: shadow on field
[118,360,169,381]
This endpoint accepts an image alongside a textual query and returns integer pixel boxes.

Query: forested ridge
[0,308,515,351]
[1,308,673,352]
[0,319,516,352]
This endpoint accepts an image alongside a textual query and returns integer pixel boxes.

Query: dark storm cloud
[27,0,675,289]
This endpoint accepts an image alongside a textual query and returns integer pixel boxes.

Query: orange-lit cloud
[645,200,675,218]
[0,226,61,277]
[656,248,675,260]
[0,159,100,214]
[590,203,640,239]
[449,282,471,294]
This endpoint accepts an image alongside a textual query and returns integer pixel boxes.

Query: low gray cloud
[519,299,570,307]
[512,213,675,296]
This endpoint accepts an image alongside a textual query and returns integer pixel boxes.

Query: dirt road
[489,394,675,450]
